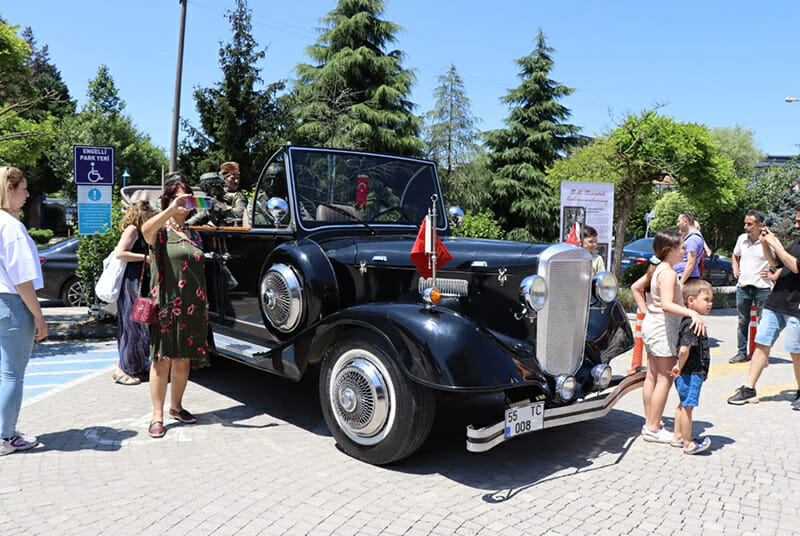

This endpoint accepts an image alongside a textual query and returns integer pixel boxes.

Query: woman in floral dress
[141,177,209,438]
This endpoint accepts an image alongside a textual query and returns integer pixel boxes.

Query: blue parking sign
[73,145,115,185]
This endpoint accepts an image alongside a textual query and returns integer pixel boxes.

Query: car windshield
[288,148,446,230]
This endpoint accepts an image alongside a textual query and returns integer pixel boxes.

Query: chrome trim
[471,260,488,268]
[418,277,469,297]
[371,255,388,262]
[465,372,646,452]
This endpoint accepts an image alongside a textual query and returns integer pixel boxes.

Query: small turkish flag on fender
[410,216,453,279]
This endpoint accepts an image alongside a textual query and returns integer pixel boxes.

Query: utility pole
[169,0,188,173]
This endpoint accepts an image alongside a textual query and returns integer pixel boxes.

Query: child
[670,279,713,455]
[631,230,705,443]
[581,225,605,276]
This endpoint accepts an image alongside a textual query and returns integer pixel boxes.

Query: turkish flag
[355,175,369,209]
[565,222,581,246]
[410,216,453,279]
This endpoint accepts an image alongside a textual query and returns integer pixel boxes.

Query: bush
[452,210,505,240]
[27,228,54,245]
[620,263,648,287]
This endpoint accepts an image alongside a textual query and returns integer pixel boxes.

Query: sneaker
[641,427,673,443]
[728,353,749,364]
[727,385,758,405]
[0,433,39,456]
[792,391,800,411]
[169,408,197,424]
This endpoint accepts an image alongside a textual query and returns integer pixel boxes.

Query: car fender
[262,239,339,330]
[304,303,548,392]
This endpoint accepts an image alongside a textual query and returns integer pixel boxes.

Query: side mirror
[448,206,464,229]
[266,197,288,226]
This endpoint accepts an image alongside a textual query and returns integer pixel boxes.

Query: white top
[733,233,774,289]
[0,209,44,293]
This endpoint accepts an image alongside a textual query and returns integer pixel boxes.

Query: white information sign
[77,185,113,235]
[559,181,615,271]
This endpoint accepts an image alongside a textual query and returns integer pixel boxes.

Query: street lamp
[122,170,130,188]
[786,97,800,103]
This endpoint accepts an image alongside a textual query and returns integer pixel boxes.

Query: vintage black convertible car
[197,146,643,465]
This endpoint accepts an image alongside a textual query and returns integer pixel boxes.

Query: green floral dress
[149,226,209,363]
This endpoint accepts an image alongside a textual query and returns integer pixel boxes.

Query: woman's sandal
[148,421,165,438]
[112,372,141,385]
[684,437,711,455]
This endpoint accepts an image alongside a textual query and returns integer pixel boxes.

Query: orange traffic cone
[747,304,758,359]
[628,308,645,374]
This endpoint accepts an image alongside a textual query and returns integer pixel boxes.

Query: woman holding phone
[141,177,209,438]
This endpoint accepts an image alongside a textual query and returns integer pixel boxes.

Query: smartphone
[185,196,211,209]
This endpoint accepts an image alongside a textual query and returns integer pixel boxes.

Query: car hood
[321,234,550,273]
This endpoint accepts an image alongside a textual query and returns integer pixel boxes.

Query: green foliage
[26,227,53,244]
[438,150,493,214]
[451,210,505,240]
[484,29,580,243]
[423,64,480,175]
[710,126,764,181]
[754,159,800,243]
[620,263,648,288]
[182,0,289,190]
[47,65,167,199]
[76,192,124,303]
[293,0,423,156]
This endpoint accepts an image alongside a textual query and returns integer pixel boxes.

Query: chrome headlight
[591,364,613,391]
[555,375,576,402]
[593,271,618,303]
[519,275,548,311]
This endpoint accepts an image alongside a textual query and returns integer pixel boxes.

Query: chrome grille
[418,277,469,297]
[535,244,592,376]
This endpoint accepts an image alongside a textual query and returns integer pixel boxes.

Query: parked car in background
[619,237,734,286]
[38,237,85,306]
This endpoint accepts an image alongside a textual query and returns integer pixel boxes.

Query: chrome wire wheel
[328,349,395,446]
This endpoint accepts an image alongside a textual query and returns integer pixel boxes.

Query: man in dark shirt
[728,207,800,410]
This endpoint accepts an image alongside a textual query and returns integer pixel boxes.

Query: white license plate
[504,401,544,439]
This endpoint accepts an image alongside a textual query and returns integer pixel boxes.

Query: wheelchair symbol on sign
[87,162,104,183]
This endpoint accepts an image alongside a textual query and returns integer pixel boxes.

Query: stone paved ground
[1,309,799,535]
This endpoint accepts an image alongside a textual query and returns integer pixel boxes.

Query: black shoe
[792,391,800,411]
[728,385,758,405]
[729,353,749,364]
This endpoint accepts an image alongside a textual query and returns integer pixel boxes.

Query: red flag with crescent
[410,216,452,279]
[565,222,581,245]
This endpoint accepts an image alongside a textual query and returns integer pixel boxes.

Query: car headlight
[591,364,613,391]
[555,375,576,402]
[519,275,548,311]
[593,271,618,303]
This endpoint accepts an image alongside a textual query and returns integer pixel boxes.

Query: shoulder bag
[95,250,127,303]
[131,250,158,325]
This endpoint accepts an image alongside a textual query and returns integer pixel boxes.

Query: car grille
[535,244,592,376]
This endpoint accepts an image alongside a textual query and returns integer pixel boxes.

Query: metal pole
[169,0,187,173]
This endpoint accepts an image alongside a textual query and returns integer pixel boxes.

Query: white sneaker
[641,427,673,443]
[0,433,39,456]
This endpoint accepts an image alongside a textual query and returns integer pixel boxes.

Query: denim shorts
[675,373,704,407]
[753,309,800,353]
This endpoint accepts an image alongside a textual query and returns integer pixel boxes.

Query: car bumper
[465,371,646,452]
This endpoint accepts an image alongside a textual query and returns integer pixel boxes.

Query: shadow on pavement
[33,426,137,452]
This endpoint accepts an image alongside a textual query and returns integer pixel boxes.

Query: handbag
[131,251,158,325]
[95,250,127,303]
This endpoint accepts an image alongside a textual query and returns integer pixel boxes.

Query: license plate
[504,401,544,439]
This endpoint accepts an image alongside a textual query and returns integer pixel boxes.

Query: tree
[484,29,581,242]
[439,149,493,215]
[182,0,288,189]
[548,109,738,276]
[293,0,423,156]
[423,64,480,176]
[47,66,167,199]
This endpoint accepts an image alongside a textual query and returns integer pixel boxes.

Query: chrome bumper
[465,372,646,453]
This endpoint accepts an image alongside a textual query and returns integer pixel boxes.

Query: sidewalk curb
[45,321,117,341]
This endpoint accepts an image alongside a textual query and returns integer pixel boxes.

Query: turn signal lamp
[423,287,441,305]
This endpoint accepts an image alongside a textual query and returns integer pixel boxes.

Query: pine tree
[423,63,480,176]
[293,0,422,156]
[484,29,580,242]
[183,0,288,189]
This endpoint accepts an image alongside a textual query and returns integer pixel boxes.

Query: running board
[465,372,646,453]
[211,331,303,381]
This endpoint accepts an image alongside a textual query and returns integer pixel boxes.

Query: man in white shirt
[729,210,780,363]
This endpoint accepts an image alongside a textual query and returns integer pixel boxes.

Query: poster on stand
[559,181,615,271]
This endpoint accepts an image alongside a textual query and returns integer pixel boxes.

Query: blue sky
[4,0,800,162]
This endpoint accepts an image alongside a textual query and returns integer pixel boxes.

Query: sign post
[73,145,115,235]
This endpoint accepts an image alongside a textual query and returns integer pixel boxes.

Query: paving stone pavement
[1,308,799,535]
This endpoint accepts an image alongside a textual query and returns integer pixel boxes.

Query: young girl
[631,230,704,443]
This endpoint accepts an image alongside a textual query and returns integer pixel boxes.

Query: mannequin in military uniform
[220,161,247,221]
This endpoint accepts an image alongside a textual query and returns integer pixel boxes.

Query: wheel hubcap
[331,357,390,439]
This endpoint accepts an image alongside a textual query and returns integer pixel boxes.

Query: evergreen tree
[484,29,580,242]
[182,0,288,189]
[423,63,480,176]
[293,0,423,156]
